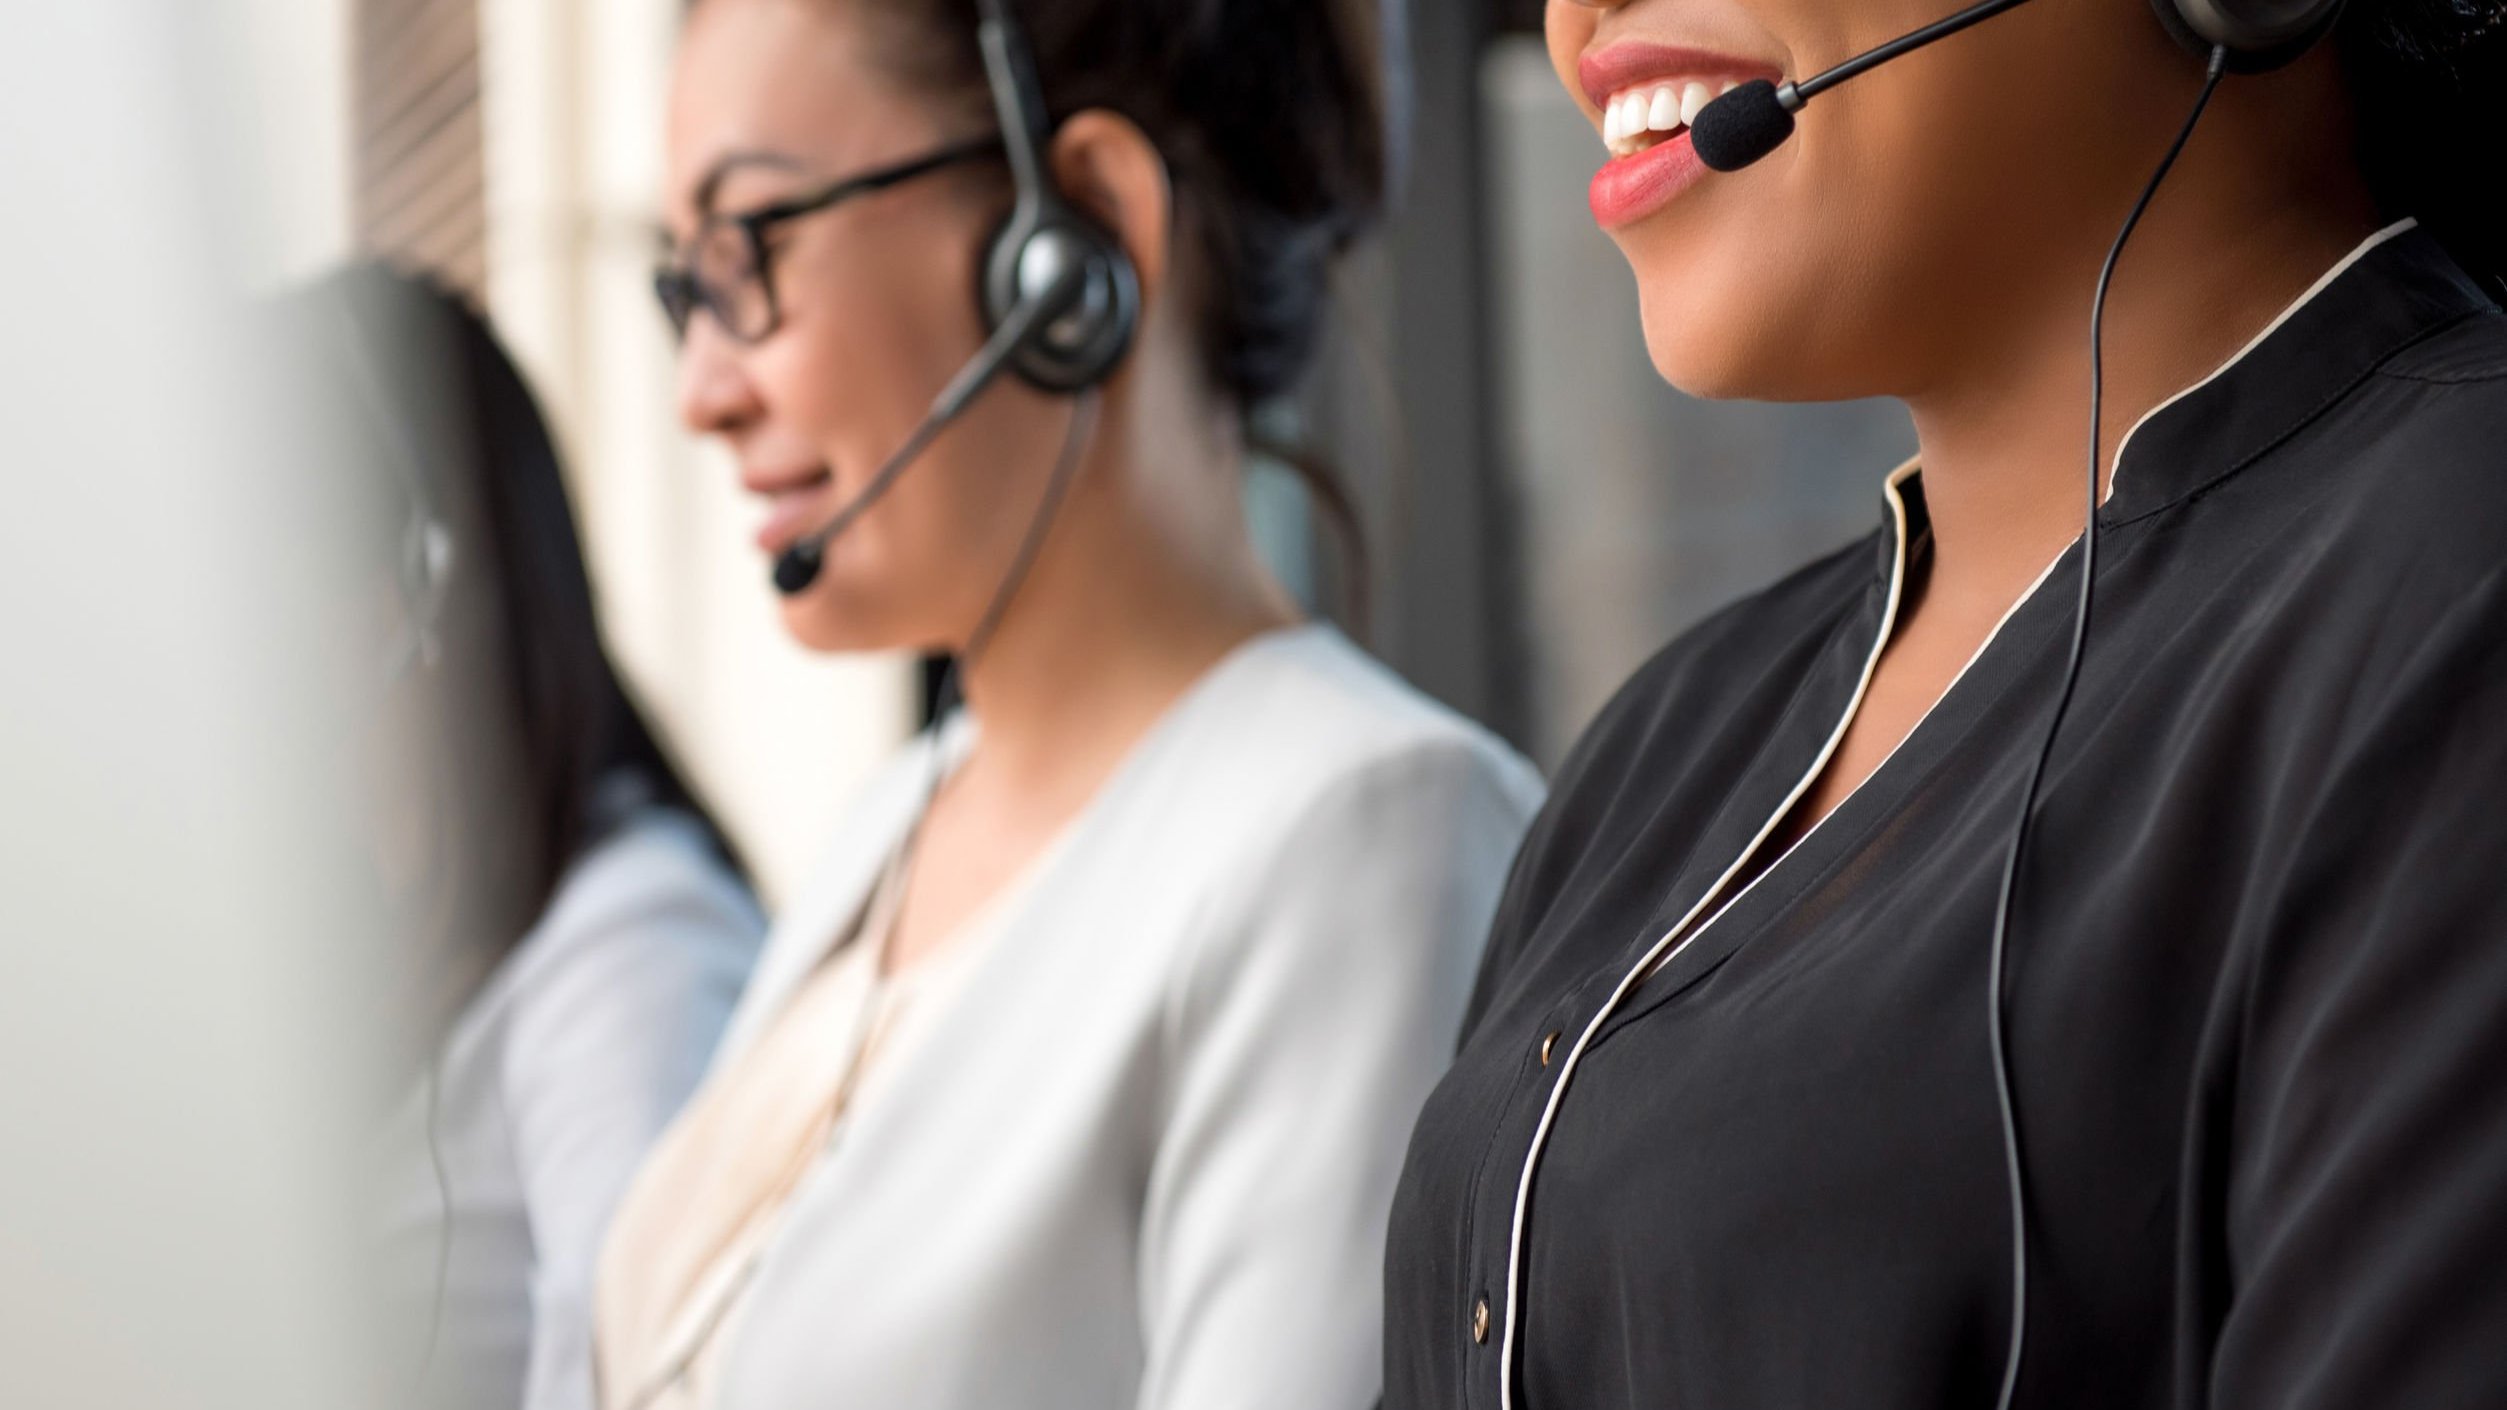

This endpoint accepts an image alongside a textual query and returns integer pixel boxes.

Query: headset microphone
[769,0,1138,598]
[770,256,1086,596]
[1691,0,2043,172]
[1690,0,2346,172]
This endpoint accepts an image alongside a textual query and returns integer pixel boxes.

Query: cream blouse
[597,833,1009,1410]
[591,625,1544,1410]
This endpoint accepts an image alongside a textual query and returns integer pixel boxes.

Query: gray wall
[1478,39,1916,764]
[1309,0,1523,736]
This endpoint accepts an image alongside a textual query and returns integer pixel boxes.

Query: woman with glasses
[591,2,1542,1409]
[308,266,764,1410]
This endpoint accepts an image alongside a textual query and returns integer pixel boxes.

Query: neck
[1901,86,2380,616]
[949,403,1300,801]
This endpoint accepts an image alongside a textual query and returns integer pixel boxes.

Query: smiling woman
[588,3,1546,1409]
[1383,1,2507,1408]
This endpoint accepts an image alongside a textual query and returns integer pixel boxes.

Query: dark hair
[861,0,1396,403]
[848,0,1393,608]
[2342,1,2507,292]
[314,264,747,979]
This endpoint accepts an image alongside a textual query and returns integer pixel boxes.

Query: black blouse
[1383,225,2507,1410]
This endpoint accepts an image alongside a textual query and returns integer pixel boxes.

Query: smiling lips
[1577,44,1781,229]
[746,466,834,553]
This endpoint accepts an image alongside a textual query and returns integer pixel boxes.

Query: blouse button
[1539,1031,1560,1067]
[1472,1295,1491,1345]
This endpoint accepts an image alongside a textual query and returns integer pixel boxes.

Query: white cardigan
[615,625,1542,1410]
[373,807,763,1410]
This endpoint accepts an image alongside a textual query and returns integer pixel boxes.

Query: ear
[1046,109,1174,307]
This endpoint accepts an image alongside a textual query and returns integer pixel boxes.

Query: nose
[674,316,762,437]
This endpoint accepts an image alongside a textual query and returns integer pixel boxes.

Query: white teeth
[1602,78,1757,156]
[1680,82,1712,128]
[1607,89,1653,152]
[1648,86,1681,132]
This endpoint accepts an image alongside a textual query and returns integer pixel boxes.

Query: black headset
[771,0,1140,596]
[1694,0,2348,172]
[2153,0,2348,71]
[327,291,458,681]
[973,0,1141,392]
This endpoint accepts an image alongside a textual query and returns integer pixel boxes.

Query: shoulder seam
[2377,364,2507,387]
[2375,308,2507,385]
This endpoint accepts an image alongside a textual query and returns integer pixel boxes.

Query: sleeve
[499,847,762,1410]
[1134,741,1538,1410]
[2211,568,2507,1408]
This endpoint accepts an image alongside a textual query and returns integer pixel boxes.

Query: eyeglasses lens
[655,222,776,343]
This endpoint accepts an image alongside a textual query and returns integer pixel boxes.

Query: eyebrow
[691,149,810,216]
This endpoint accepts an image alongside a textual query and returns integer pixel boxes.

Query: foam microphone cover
[1690,79,1796,172]
[772,540,825,596]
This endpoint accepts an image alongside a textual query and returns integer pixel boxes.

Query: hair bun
[2361,0,2507,60]
[875,0,1395,405]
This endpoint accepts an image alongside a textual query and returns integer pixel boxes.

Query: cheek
[751,209,1037,650]
[1606,9,2122,401]
[1608,178,1901,401]
[764,215,989,450]
[1546,6,1597,100]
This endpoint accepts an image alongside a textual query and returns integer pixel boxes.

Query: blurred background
[227,0,1913,905]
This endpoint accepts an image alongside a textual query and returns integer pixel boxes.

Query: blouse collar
[1876,221,2495,561]
[2101,219,2496,523]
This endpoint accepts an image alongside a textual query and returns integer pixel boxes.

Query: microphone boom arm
[772,262,1084,594]
[1791,0,2043,110]
[1691,0,2048,171]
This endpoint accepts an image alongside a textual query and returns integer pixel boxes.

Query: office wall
[231,0,355,282]
[3,6,385,1407]
[1479,38,1917,762]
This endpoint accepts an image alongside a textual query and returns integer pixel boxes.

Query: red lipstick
[1589,132,1708,229]
[1575,42,1781,229]
[1576,44,1772,110]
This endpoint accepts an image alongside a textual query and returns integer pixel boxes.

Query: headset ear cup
[980,210,1141,394]
[2153,0,2347,72]
[2149,0,2216,59]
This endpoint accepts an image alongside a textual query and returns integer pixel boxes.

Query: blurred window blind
[352,0,487,296]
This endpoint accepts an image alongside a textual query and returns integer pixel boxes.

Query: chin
[1618,229,1781,401]
[1628,258,1874,405]
[1635,295,1790,401]
[776,587,888,656]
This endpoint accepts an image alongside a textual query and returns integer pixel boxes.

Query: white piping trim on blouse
[1494,459,2065,1394]
[1492,465,1924,1408]
[1635,536,2067,989]
[2106,218,2418,498]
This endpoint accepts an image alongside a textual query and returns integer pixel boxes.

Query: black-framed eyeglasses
[654,135,1005,345]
